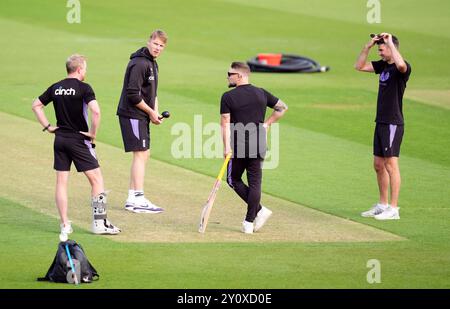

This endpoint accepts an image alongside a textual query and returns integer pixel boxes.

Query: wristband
[42,124,51,132]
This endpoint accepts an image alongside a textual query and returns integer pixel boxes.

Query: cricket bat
[198,153,232,233]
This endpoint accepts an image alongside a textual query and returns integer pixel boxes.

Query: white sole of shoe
[92,231,121,235]
[375,215,400,220]
[361,213,375,217]
[124,206,135,212]
[92,226,121,234]
[128,208,163,214]
[125,204,163,213]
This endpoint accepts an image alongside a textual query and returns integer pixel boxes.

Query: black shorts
[119,117,150,152]
[373,123,404,157]
[54,135,99,172]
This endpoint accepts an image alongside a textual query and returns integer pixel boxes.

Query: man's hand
[263,123,269,144]
[47,126,59,133]
[366,36,379,49]
[223,147,232,159]
[379,32,393,46]
[149,110,162,125]
[79,131,96,143]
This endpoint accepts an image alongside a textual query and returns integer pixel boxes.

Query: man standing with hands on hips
[355,32,412,220]
[117,30,167,214]
[221,62,288,234]
[32,54,121,241]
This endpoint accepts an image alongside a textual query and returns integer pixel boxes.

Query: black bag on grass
[37,240,99,284]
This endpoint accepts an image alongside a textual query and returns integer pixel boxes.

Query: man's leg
[374,156,389,205]
[245,159,263,223]
[130,150,149,191]
[373,124,403,220]
[374,157,401,220]
[362,155,389,217]
[384,157,401,207]
[126,150,163,213]
[56,171,73,241]
[227,158,262,212]
[227,158,255,234]
[84,168,121,234]
[84,167,104,196]
[55,171,70,226]
[118,116,155,209]
[227,158,249,202]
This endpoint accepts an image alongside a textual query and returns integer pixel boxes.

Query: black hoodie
[116,47,158,120]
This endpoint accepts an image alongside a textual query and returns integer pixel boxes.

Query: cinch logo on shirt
[380,71,390,82]
[55,87,76,96]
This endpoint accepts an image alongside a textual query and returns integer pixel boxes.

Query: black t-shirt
[372,60,411,125]
[220,84,278,158]
[39,78,96,139]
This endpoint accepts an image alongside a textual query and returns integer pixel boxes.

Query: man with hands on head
[355,32,412,220]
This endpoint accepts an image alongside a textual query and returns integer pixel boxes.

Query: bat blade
[198,180,221,233]
[198,153,231,234]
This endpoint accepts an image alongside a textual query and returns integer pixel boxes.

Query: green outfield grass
[0,0,449,288]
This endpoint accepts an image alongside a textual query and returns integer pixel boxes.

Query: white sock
[378,203,388,208]
[134,190,144,199]
[127,190,135,201]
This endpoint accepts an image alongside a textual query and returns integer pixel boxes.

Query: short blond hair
[66,54,86,74]
[149,29,168,44]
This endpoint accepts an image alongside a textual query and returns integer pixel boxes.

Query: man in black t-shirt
[355,33,412,220]
[116,30,167,214]
[221,62,288,234]
[32,54,121,241]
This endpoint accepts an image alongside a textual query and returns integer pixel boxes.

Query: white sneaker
[361,203,388,217]
[124,199,136,211]
[92,219,121,234]
[242,220,254,234]
[253,206,272,232]
[125,197,164,214]
[59,221,73,241]
[374,206,400,220]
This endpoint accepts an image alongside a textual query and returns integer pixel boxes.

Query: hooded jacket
[117,47,158,120]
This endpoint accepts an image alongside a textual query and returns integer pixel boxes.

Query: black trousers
[226,157,263,222]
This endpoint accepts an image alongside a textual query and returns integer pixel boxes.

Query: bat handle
[65,244,79,285]
[217,154,232,180]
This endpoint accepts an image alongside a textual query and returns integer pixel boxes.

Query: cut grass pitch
[0,111,402,243]
[1,197,449,289]
[405,89,450,110]
[0,0,449,288]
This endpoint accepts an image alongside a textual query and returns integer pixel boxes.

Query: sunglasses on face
[227,72,239,77]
